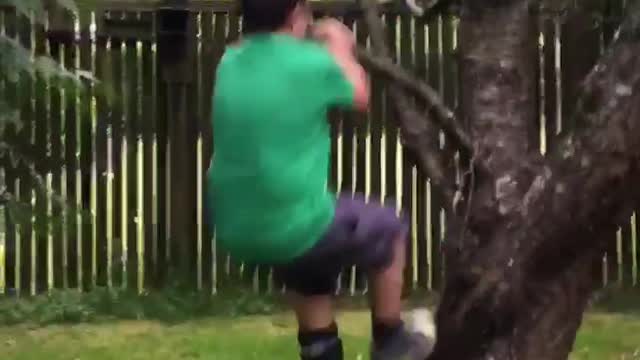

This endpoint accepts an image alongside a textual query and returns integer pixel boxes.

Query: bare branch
[359,0,459,206]
[355,46,473,152]
[411,0,458,22]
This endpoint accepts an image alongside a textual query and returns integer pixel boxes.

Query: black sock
[372,318,404,348]
[298,323,343,360]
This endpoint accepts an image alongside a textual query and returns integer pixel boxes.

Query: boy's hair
[241,0,307,34]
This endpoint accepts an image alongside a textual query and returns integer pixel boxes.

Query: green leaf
[54,0,79,14]
[0,0,81,21]
[6,198,32,228]
[0,35,35,82]
[8,149,20,169]
[4,110,21,131]
[34,56,68,80]
[0,0,46,24]
[0,101,22,136]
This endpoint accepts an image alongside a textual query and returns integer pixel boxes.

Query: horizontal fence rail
[0,1,637,297]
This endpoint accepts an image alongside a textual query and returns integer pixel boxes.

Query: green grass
[1,310,640,359]
[0,289,639,359]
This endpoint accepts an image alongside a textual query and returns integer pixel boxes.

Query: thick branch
[408,0,458,22]
[359,0,457,207]
[355,47,473,152]
[527,1,640,267]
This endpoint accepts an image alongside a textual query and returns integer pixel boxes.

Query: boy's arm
[325,44,370,111]
[312,18,370,112]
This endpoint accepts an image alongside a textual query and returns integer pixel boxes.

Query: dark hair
[240,0,306,34]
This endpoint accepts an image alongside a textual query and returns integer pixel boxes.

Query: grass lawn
[1,308,640,359]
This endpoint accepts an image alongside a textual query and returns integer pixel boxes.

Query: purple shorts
[274,194,409,296]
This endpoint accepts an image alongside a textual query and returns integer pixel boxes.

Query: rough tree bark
[357,0,640,359]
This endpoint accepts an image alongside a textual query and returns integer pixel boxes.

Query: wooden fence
[0,1,636,297]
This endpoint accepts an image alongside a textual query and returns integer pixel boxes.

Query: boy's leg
[369,230,407,344]
[275,259,345,359]
[276,194,433,359]
[276,268,343,360]
[290,294,343,360]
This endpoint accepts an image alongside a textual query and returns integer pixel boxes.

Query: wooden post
[157,2,198,283]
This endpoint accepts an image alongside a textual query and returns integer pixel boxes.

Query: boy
[208,0,434,358]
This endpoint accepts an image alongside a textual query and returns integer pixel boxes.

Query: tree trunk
[355,0,639,358]
[423,0,640,359]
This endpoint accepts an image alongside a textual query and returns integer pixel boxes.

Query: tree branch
[406,0,458,22]
[355,46,473,152]
[526,1,640,269]
[359,0,458,207]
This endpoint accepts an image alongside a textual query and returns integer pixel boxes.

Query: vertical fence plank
[48,21,64,291]
[542,17,561,151]
[140,12,156,289]
[398,13,415,291]
[632,212,638,287]
[354,17,370,293]
[1,11,9,296]
[1,9,16,296]
[135,28,146,294]
[365,36,382,200]
[0,9,5,296]
[62,23,78,290]
[32,14,49,294]
[109,12,124,289]
[93,12,109,289]
[621,218,634,288]
[184,10,200,290]
[198,10,214,293]
[195,11,204,292]
[0,41,6,294]
[210,11,228,294]
[367,13,384,286]
[123,13,141,292]
[154,9,169,287]
[78,10,94,291]
[0,168,5,296]
[413,16,428,289]
[121,13,142,292]
[426,15,443,290]
[164,9,199,287]
[43,14,54,294]
[536,15,546,152]
[14,12,34,296]
[383,13,398,210]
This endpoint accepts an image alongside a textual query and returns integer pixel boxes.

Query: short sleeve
[304,43,355,108]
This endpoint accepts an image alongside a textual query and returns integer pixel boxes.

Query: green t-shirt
[208,34,354,264]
